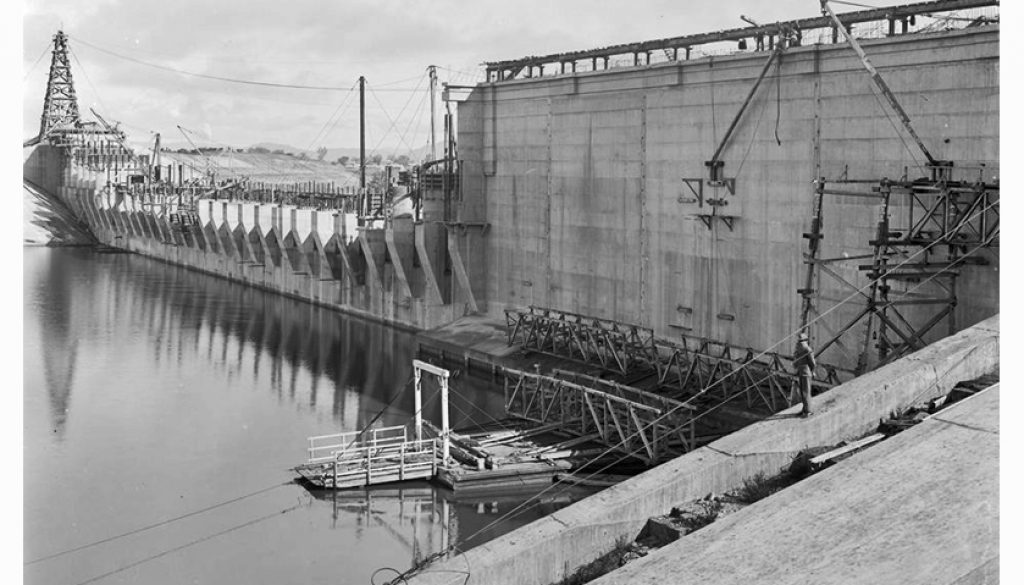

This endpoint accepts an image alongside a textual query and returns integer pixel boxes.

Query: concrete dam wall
[455,26,998,368]
[23,144,481,331]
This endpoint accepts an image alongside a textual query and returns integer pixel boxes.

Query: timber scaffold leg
[800,170,999,373]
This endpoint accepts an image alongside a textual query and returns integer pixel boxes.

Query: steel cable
[23,39,52,81]
[429,198,1000,568]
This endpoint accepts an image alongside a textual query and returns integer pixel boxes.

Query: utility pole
[359,76,366,192]
[152,132,161,181]
[428,65,437,161]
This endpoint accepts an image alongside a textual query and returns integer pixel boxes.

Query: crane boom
[819,0,938,167]
[90,108,142,166]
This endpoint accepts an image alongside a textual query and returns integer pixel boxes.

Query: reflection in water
[35,249,79,439]
[36,247,507,432]
[317,483,594,570]
[24,248,577,585]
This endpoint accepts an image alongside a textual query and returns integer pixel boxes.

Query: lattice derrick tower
[39,30,81,142]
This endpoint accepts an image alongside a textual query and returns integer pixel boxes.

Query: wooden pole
[414,367,423,442]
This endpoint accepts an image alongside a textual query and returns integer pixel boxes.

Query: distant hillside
[249,143,432,164]
[159,151,360,185]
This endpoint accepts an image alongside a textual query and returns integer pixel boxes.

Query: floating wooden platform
[295,419,617,493]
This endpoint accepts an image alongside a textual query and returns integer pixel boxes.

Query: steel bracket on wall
[682,171,737,231]
[695,213,737,231]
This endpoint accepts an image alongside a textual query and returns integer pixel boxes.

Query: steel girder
[654,336,843,412]
[504,306,846,412]
[504,306,658,375]
[502,367,696,465]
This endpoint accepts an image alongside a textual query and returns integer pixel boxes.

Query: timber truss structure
[800,171,999,372]
[483,0,997,82]
[504,306,847,415]
[28,31,140,170]
[502,367,696,465]
[505,306,657,375]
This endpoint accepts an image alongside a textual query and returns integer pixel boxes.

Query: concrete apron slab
[592,385,999,585]
[405,315,999,585]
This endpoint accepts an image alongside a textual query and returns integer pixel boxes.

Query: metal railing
[326,437,439,489]
[306,425,441,489]
[307,425,409,464]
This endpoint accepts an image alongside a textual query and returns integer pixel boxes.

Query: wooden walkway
[295,425,439,489]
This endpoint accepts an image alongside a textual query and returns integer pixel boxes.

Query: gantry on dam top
[483,0,998,82]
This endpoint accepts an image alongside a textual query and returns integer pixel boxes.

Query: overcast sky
[24,0,823,152]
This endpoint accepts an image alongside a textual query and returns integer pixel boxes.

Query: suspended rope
[23,39,52,81]
[69,35,352,91]
[70,499,309,585]
[68,46,112,119]
[388,87,430,161]
[366,76,426,160]
[774,56,783,146]
[25,480,291,566]
[435,199,1001,561]
[304,80,359,153]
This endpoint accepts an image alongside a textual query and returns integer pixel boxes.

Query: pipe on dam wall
[38,156,480,332]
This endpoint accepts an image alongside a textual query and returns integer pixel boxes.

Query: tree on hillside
[339,155,350,166]
[370,154,383,165]
[316,146,328,161]
[395,155,410,166]
[248,146,271,154]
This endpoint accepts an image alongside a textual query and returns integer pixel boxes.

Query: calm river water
[23,247,590,585]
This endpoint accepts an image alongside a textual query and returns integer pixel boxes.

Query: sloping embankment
[405,315,999,585]
[591,383,999,585]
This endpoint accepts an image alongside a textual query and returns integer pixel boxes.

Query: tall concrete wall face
[457,27,999,366]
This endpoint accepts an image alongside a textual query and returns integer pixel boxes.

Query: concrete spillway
[23,146,481,330]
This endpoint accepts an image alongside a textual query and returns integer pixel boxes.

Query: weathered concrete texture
[593,385,999,585]
[457,27,999,370]
[417,315,519,364]
[405,315,998,585]
[45,161,475,330]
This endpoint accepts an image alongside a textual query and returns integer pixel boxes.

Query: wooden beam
[483,0,996,74]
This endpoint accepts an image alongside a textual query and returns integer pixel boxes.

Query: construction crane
[819,0,942,170]
[681,19,798,230]
[176,124,245,197]
[90,108,141,168]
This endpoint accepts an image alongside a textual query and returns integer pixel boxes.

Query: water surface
[24,247,589,585]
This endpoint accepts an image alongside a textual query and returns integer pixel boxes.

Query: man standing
[793,332,817,417]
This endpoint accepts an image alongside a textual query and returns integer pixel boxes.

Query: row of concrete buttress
[59,179,478,330]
